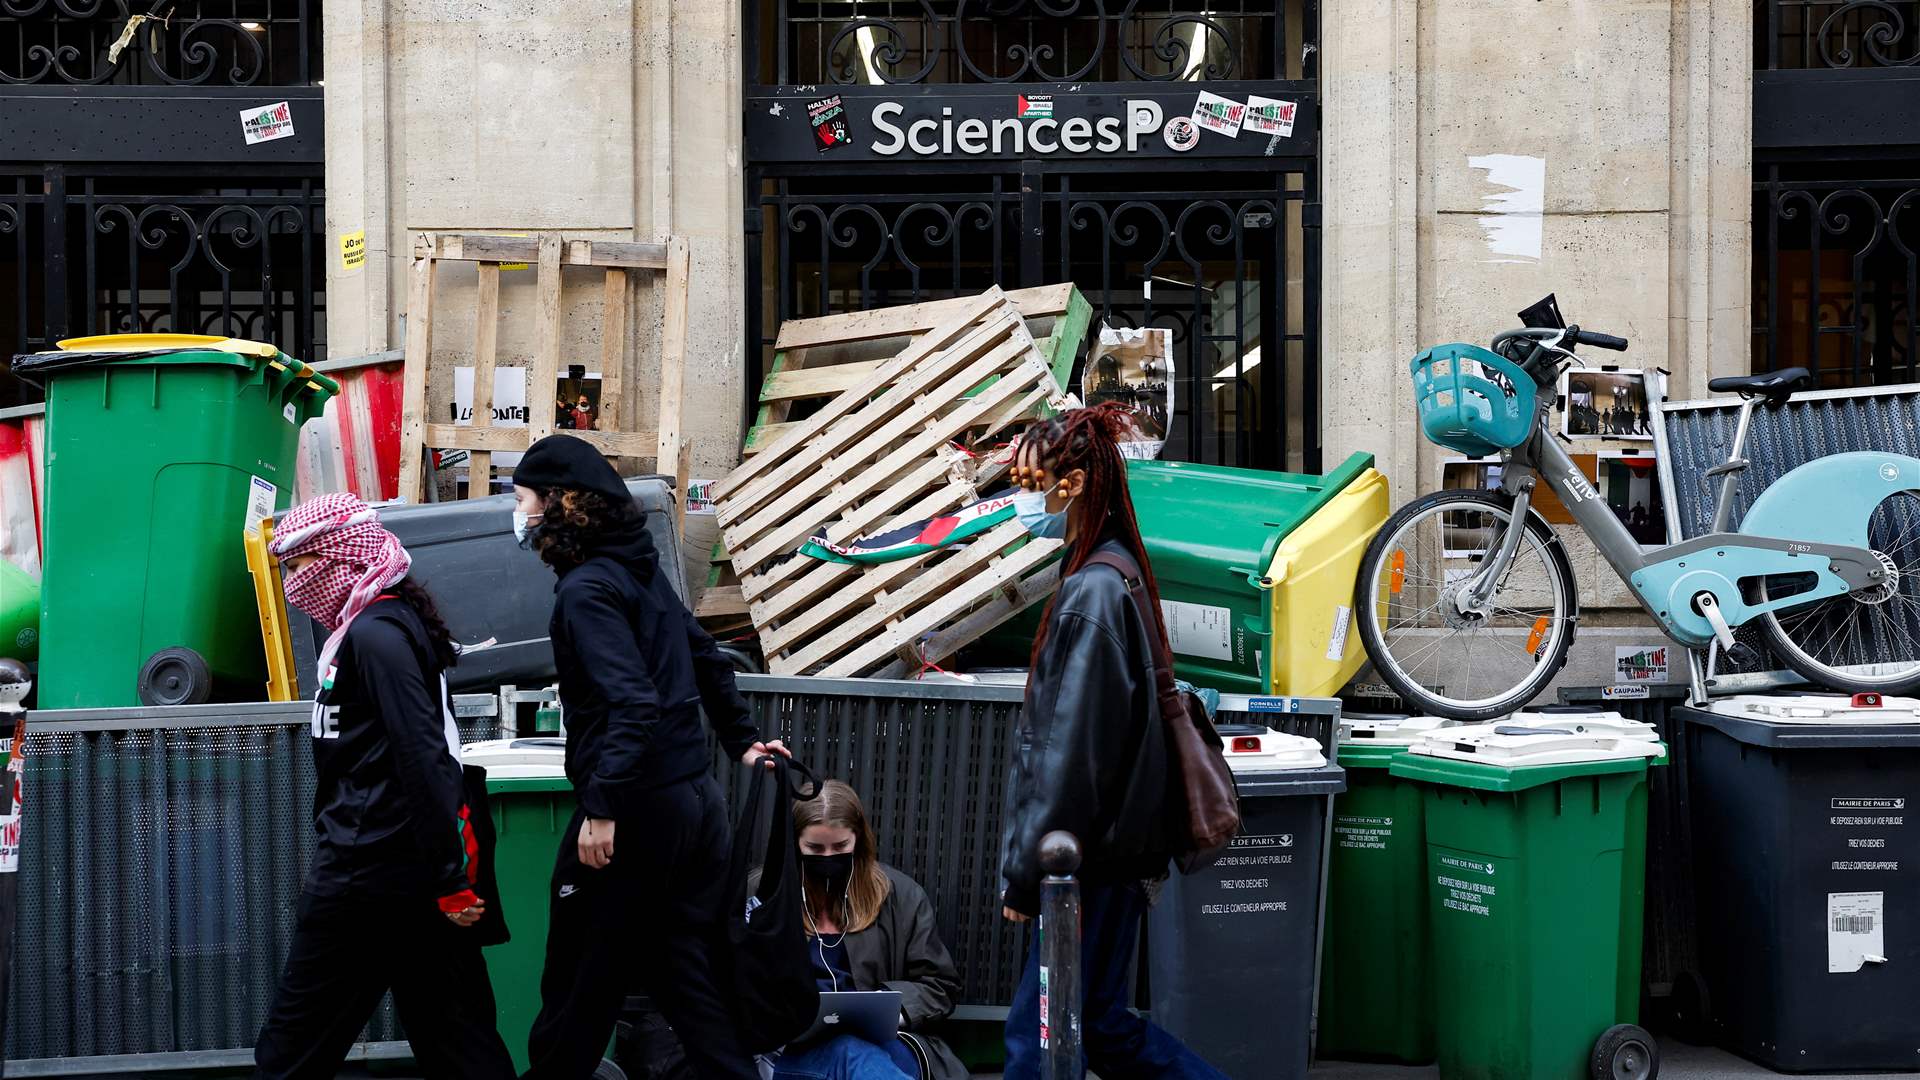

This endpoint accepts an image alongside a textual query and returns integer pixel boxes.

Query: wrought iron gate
[1,166,325,368]
[744,1,1321,472]
[1,2,326,408]
[1752,1,1920,386]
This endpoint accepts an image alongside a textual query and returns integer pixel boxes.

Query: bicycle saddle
[1707,366,1813,402]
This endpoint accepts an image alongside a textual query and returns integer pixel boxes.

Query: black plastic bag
[724,754,821,1055]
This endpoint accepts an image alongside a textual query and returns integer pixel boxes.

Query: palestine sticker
[808,95,851,153]
[1017,93,1053,119]
[1244,95,1298,139]
[1192,90,1246,138]
[1163,115,1201,152]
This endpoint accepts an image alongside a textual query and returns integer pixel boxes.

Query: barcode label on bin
[1829,892,1885,974]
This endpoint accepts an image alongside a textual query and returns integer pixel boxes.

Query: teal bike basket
[1409,343,1537,457]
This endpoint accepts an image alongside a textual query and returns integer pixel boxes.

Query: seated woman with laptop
[772,780,969,1080]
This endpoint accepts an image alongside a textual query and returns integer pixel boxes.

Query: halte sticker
[1829,891,1885,973]
[1162,116,1200,152]
[1191,91,1246,137]
[1325,605,1352,662]
[1161,598,1233,661]
[240,100,295,145]
[1244,96,1297,138]
[808,95,851,153]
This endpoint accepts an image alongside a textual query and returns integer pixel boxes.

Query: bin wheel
[137,647,212,707]
[1592,1023,1659,1080]
[591,1060,628,1080]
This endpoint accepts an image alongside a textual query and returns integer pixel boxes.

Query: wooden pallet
[396,232,690,502]
[712,288,1073,676]
[744,283,1091,456]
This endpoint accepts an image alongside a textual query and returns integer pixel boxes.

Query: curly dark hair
[390,575,458,670]
[531,487,640,570]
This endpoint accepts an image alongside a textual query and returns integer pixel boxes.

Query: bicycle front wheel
[1353,489,1579,721]
[1760,489,1920,694]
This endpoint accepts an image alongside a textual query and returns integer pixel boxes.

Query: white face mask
[512,510,544,550]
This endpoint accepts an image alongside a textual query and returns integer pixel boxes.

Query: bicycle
[1353,296,1920,721]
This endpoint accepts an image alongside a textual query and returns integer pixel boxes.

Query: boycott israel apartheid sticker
[1163,116,1200,152]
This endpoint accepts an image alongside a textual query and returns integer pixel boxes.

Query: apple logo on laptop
[823,1014,841,1025]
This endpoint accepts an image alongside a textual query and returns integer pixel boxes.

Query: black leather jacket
[1000,540,1173,915]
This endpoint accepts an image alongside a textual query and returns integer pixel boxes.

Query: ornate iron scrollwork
[1816,0,1920,67]
[2,1,284,85]
[801,0,1267,85]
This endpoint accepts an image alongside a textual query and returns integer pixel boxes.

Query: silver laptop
[804,990,903,1046]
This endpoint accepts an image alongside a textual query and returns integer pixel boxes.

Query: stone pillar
[1320,0,1422,498]
[321,0,748,488]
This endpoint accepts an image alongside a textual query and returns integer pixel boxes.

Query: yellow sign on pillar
[338,229,367,274]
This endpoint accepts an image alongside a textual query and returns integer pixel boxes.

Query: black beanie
[513,434,632,507]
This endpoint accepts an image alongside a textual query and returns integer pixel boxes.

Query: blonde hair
[794,780,892,934]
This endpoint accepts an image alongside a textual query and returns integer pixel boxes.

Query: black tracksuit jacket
[306,597,472,901]
[548,525,760,818]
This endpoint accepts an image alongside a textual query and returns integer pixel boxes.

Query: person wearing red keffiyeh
[253,493,514,1080]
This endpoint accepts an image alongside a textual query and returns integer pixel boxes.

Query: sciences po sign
[745,84,1315,164]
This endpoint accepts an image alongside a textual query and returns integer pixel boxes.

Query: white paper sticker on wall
[1161,599,1233,661]
[1325,605,1352,662]
[1829,891,1885,973]
[1466,153,1545,264]
[245,475,277,537]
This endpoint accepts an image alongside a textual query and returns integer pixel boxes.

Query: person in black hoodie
[254,493,515,1080]
[998,405,1228,1080]
[512,435,787,1080]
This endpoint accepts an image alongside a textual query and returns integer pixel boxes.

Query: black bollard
[1039,830,1082,1080]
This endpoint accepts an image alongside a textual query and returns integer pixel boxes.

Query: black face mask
[801,852,855,893]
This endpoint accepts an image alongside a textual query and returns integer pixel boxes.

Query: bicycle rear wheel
[1353,489,1579,721]
[1759,489,1920,694]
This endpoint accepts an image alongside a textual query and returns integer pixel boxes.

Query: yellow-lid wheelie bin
[13,335,336,708]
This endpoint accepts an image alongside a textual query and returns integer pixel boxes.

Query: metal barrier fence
[730,674,1030,1010]
[7,703,406,1074]
[9,676,1318,1068]
[7,677,1039,1069]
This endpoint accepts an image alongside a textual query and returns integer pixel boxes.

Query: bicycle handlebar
[1572,329,1629,351]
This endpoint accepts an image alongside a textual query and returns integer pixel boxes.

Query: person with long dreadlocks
[253,493,515,1080]
[997,404,1228,1080]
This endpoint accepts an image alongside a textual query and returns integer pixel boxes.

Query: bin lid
[1704,692,1920,726]
[1339,713,1451,746]
[462,737,568,778]
[1680,703,1920,748]
[1220,728,1327,772]
[1397,718,1666,776]
[57,333,279,356]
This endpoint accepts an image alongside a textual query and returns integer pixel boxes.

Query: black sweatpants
[524,775,756,1080]
[253,891,516,1080]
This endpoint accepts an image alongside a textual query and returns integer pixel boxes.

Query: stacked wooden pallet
[709,288,1076,677]
[744,283,1091,456]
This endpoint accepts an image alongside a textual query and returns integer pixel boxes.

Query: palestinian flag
[801,493,1017,564]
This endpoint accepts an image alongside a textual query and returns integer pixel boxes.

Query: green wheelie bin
[462,736,633,1077]
[460,737,577,1075]
[1318,714,1452,1064]
[13,334,336,708]
[1387,715,1665,1080]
